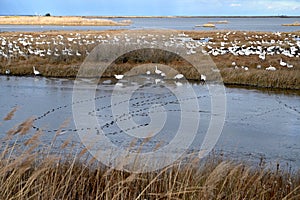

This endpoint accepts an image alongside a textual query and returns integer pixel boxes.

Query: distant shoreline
[1,15,300,18]
[86,15,300,19]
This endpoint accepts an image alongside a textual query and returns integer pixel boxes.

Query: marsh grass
[1,110,300,199]
[0,16,131,26]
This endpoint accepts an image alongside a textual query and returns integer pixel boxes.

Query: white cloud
[230,3,241,7]
[292,6,299,10]
[260,0,300,11]
[229,0,300,15]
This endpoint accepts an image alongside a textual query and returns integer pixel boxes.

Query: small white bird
[200,74,206,81]
[33,66,40,75]
[232,61,236,66]
[114,74,124,80]
[161,72,166,77]
[266,66,276,71]
[5,69,10,75]
[244,67,249,71]
[155,78,161,84]
[287,63,293,68]
[174,74,184,79]
[280,59,287,66]
[259,53,266,60]
[257,65,262,69]
[155,66,162,75]
[76,51,81,56]
[146,70,151,75]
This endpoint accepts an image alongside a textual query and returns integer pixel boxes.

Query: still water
[1,17,300,32]
[1,76,299,167]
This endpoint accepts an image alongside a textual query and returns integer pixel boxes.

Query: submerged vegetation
[0,110,300,199]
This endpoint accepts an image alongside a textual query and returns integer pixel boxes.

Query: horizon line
[0,14,300,18]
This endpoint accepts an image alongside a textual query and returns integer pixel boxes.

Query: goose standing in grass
[257,64,262,69]
[266,66,276,71]
[174,73,184,80]
[114,74,124,80]
[76,50,81,56]
[155,66,162,75]
[33,66,40,75]
[280,58,287,66]
[259,53,266,60]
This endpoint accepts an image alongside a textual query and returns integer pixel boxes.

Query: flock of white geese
[0,31,299,76]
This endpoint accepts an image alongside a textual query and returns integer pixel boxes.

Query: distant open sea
[0,17,299,32]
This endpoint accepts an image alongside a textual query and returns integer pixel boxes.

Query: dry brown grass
[1,110,300,199]
[0,16,131,26]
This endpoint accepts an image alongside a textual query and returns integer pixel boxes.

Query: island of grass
[0,15,131,26]
[282,21,300,26]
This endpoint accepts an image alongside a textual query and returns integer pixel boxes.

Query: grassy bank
[0,30,299,89]
[0,16,131,26]
[1,111,300,200]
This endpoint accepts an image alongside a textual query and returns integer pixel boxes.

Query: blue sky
[0,0,299,16]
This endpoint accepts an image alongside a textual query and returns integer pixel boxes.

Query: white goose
[155,66,162,75]
[174,73,184,80]
[266,66,276,71]
[114,74,124,80]
[280,58,287,66]
[200,74,206,81]
[33,66,40,75]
